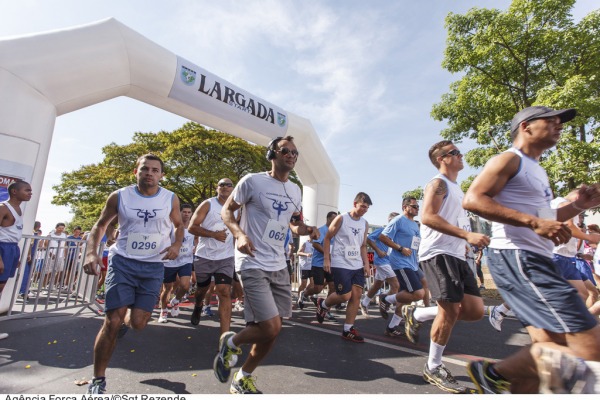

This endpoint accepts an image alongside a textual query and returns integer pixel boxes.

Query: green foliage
[402,187,424,201]
[52,123,297,229]
[433,0,600,195]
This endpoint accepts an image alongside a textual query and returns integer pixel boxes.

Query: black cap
[511,106,577,134]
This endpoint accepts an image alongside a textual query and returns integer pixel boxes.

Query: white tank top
[331,212,367,270]
[551,197,578,257]
[489,148,554,257]
[298,240,313,270]
[195,197,234,260]
[110,185,174,263]
[164,228,195,268]
[418,174,468,261]
[0,202,23,243]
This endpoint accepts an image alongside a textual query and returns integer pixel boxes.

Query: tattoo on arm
[434,179,448,196]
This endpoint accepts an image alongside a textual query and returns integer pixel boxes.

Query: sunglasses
[408,204,419,209]
[218,182,233,187]
[441,149,461,158]
[277,147,299,157]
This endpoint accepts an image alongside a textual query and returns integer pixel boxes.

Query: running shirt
[382,215,420,271]
[310,224,329,267]
[418,174,468,261]
[195,197,235,260]
[298,241,313,271]
[489,148,554,257]
[331,212,368,270]
[0,202,23,243]
[551,197,578,257]
[231,172,302,272]
[110,185,174,263]
[367,227,390,266]
[165,228,195,268]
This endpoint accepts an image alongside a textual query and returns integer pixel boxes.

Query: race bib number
[457,217,472,232]
[411,236,421,250]
[345,245,360,260]
[262,219,288,247]
[126,232,161,256]
[538,208,557,220]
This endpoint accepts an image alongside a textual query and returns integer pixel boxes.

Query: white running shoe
[158,309,168,323]
[359,295,370,318]
[170,298,180,317]
[488,305,505,332]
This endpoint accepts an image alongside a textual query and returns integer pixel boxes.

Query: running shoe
[311,295,318,306]
[191,305,202,326]
[378,294,391,320]
[488,305,505,332]
[86,378,107,394]
[204,306,215,317]
[359,296,371,318]
[384,325,405,337]
[342,326,365,343]
[316,298,328,323]
[335,303,346,311]
[213,331,242,383]
[326,311,337,321]
[117,323,129,339]
[467,360,510,394]
[423,363,469,394]
[297,290,305,309]
[170,298,180,317]
[402,304,421,344]
[532,345,590,394]
[0,333,8,340]
[230,373,262,394]
[158,309,168,323]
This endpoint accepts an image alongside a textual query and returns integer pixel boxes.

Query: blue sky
[1,0,597,230]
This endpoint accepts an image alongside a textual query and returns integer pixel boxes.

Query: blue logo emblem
[180,65,196,86]
[132,208,161,227]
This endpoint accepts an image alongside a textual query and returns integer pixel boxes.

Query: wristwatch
[397,245,403,252]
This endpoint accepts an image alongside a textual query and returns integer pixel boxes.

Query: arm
[221,195,255,257]
[323,215,343,273]
[379,233,412,257]
[289,214,319,241]
[556,184,600,222]
[297,241,312,257]
[187,200,228,242]
[161,195,183,260]
[361,221,370,276]
[367,237,387,259]
[422,178,490,247]
[83,192,119,275]
[463,152,570,246]
[0,206,9,274]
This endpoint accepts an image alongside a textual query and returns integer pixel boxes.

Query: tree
[52,123,298,229]
[431,0,600,196]
[402,187,424,201]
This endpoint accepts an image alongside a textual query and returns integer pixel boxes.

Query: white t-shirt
[298,241,313,271]
[551,197,578,258]
[195,197,235,260]
[164,228,195,268]
[232,172,302,272]
[0,202,23,243]
[330,212,368,270]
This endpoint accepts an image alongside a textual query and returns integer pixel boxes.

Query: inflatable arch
[0,18,339,234]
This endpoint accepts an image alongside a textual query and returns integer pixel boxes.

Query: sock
[227,336,239,350]
[385,294,397,304]
[322,299,330,309]
[497,303,510,316]
[427,341,446,370]
[343,323,353,332]
[92,376,105,383]
[171,298,180,305]
[235,369,251,381]
[361,295,372,307]
[389,313,403,328]
[413,306,438,323]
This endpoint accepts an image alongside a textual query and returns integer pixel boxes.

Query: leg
[215,283,233,334]
[93,307,128,377]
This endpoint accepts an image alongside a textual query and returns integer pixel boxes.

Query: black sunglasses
[441,149,461,158]
[408,204,419,209]
[277,147,299,157]
[218,182,233,187]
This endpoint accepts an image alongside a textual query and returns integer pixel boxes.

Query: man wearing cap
[464,106,600,393]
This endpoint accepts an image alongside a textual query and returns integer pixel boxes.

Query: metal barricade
[0,234,104,320]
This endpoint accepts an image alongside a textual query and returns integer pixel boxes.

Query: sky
[1,0,598,230]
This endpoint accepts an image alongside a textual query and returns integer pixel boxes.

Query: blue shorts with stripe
[576,258,596,286]
[553,253,585,281]
[331,267,365,295]
[488,248,597,333]
[394,267,424,293]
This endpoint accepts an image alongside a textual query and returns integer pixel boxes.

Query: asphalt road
[0,299,529,394]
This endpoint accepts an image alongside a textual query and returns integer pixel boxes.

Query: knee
[130,313,150,330]
[412,289,425,301]
[261,320,282,340]
[216,286,231,300]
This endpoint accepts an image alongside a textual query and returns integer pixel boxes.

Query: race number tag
[457,217,472,232]
[126,232,161,256]
[538,208,557,220]
[411,236,421,250]
[345,245,360,260]
[262,219,287,247]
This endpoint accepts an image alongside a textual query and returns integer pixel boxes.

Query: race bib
[411,236,421,250]
[457,217,472,232]
[262,219,288,247]
[126,232,161,256]
[345,245,360,260]
[538,208,557,220]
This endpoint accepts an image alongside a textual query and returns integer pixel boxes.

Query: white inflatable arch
[0,18,339,232]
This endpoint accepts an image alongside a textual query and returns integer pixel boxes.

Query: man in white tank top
[464,106,600,394]
[0,180,32,341]
[82,154,184,394]
[213,136,319,394]
[187,177,236,334]
[417,140,490,393]
[316,192,372,343]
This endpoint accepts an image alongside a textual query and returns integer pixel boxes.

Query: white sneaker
[488,305,505,332]
[0,333,8,340]
[170,298,180,317]
[158,309,168,323]
[359,296,370,318]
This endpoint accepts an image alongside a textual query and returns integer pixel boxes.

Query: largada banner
[169,56,288,138]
